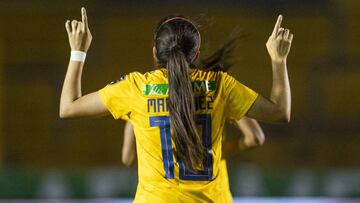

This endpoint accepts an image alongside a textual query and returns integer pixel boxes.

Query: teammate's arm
[222,117,265,158]
[122,121,137,166]
[246,15,293,123]
[59,8,109,119]
[236,117,265,150]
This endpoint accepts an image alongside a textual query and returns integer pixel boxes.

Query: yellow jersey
[220,160,232,203]
[98,68,257,202]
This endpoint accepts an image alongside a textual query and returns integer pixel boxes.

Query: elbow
[59,110,67,119]
[279,111,291,123]
[256,132,265,146]
[122,159,132,167]
[275,107,291,123]
[59,105,72,119]
[121,154,134,167]
[283,115,291,123]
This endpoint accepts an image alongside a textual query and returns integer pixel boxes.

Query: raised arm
[122,121,137,166]
[59,7,109,119]
[247,15,293,123]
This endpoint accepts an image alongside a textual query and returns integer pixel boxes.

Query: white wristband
[70,51,87,62]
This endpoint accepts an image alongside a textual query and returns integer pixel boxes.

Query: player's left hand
[266,15,293,63]
[65,7,92,52]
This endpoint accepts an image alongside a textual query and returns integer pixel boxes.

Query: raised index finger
[271,15,283,37]
[81,7,88,30]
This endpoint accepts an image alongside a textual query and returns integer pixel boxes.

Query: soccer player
[60,7,292,202]
[122,117,265,203]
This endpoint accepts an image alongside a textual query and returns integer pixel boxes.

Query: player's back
[98,68,257,202]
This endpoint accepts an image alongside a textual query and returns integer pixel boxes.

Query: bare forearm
[269,60,291,120]
[60,61,84,115]
[237,117,265,150]
[59,8,110,119]
[122,122,137,166]
[247,15,293,123]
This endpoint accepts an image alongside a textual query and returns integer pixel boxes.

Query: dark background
[0,0,359,198]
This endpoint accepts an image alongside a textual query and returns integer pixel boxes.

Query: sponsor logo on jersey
[143,81,216,96]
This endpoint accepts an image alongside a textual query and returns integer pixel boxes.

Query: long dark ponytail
[154,16,204,170]
[154,15,239,170]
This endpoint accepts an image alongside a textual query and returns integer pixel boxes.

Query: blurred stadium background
[0,0,359,202]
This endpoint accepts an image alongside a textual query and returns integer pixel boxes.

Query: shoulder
[193,69,235,82]
[219,71,236,82]
[137,69,167,84]
[208,70,238,96]
[110,69,167,92]
[104,71,141,88]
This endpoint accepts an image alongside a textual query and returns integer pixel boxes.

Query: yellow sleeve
[223,72,258,120]
[98,74,134,120]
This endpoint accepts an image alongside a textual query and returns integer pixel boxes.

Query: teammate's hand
[65,7,92,52]
[266,15,293,63]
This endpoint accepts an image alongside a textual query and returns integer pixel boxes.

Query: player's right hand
[65,7,92,52]
[266,15,293,63]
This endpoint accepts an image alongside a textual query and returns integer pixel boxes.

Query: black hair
[154,15,203,170]
[154,15,239,170]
